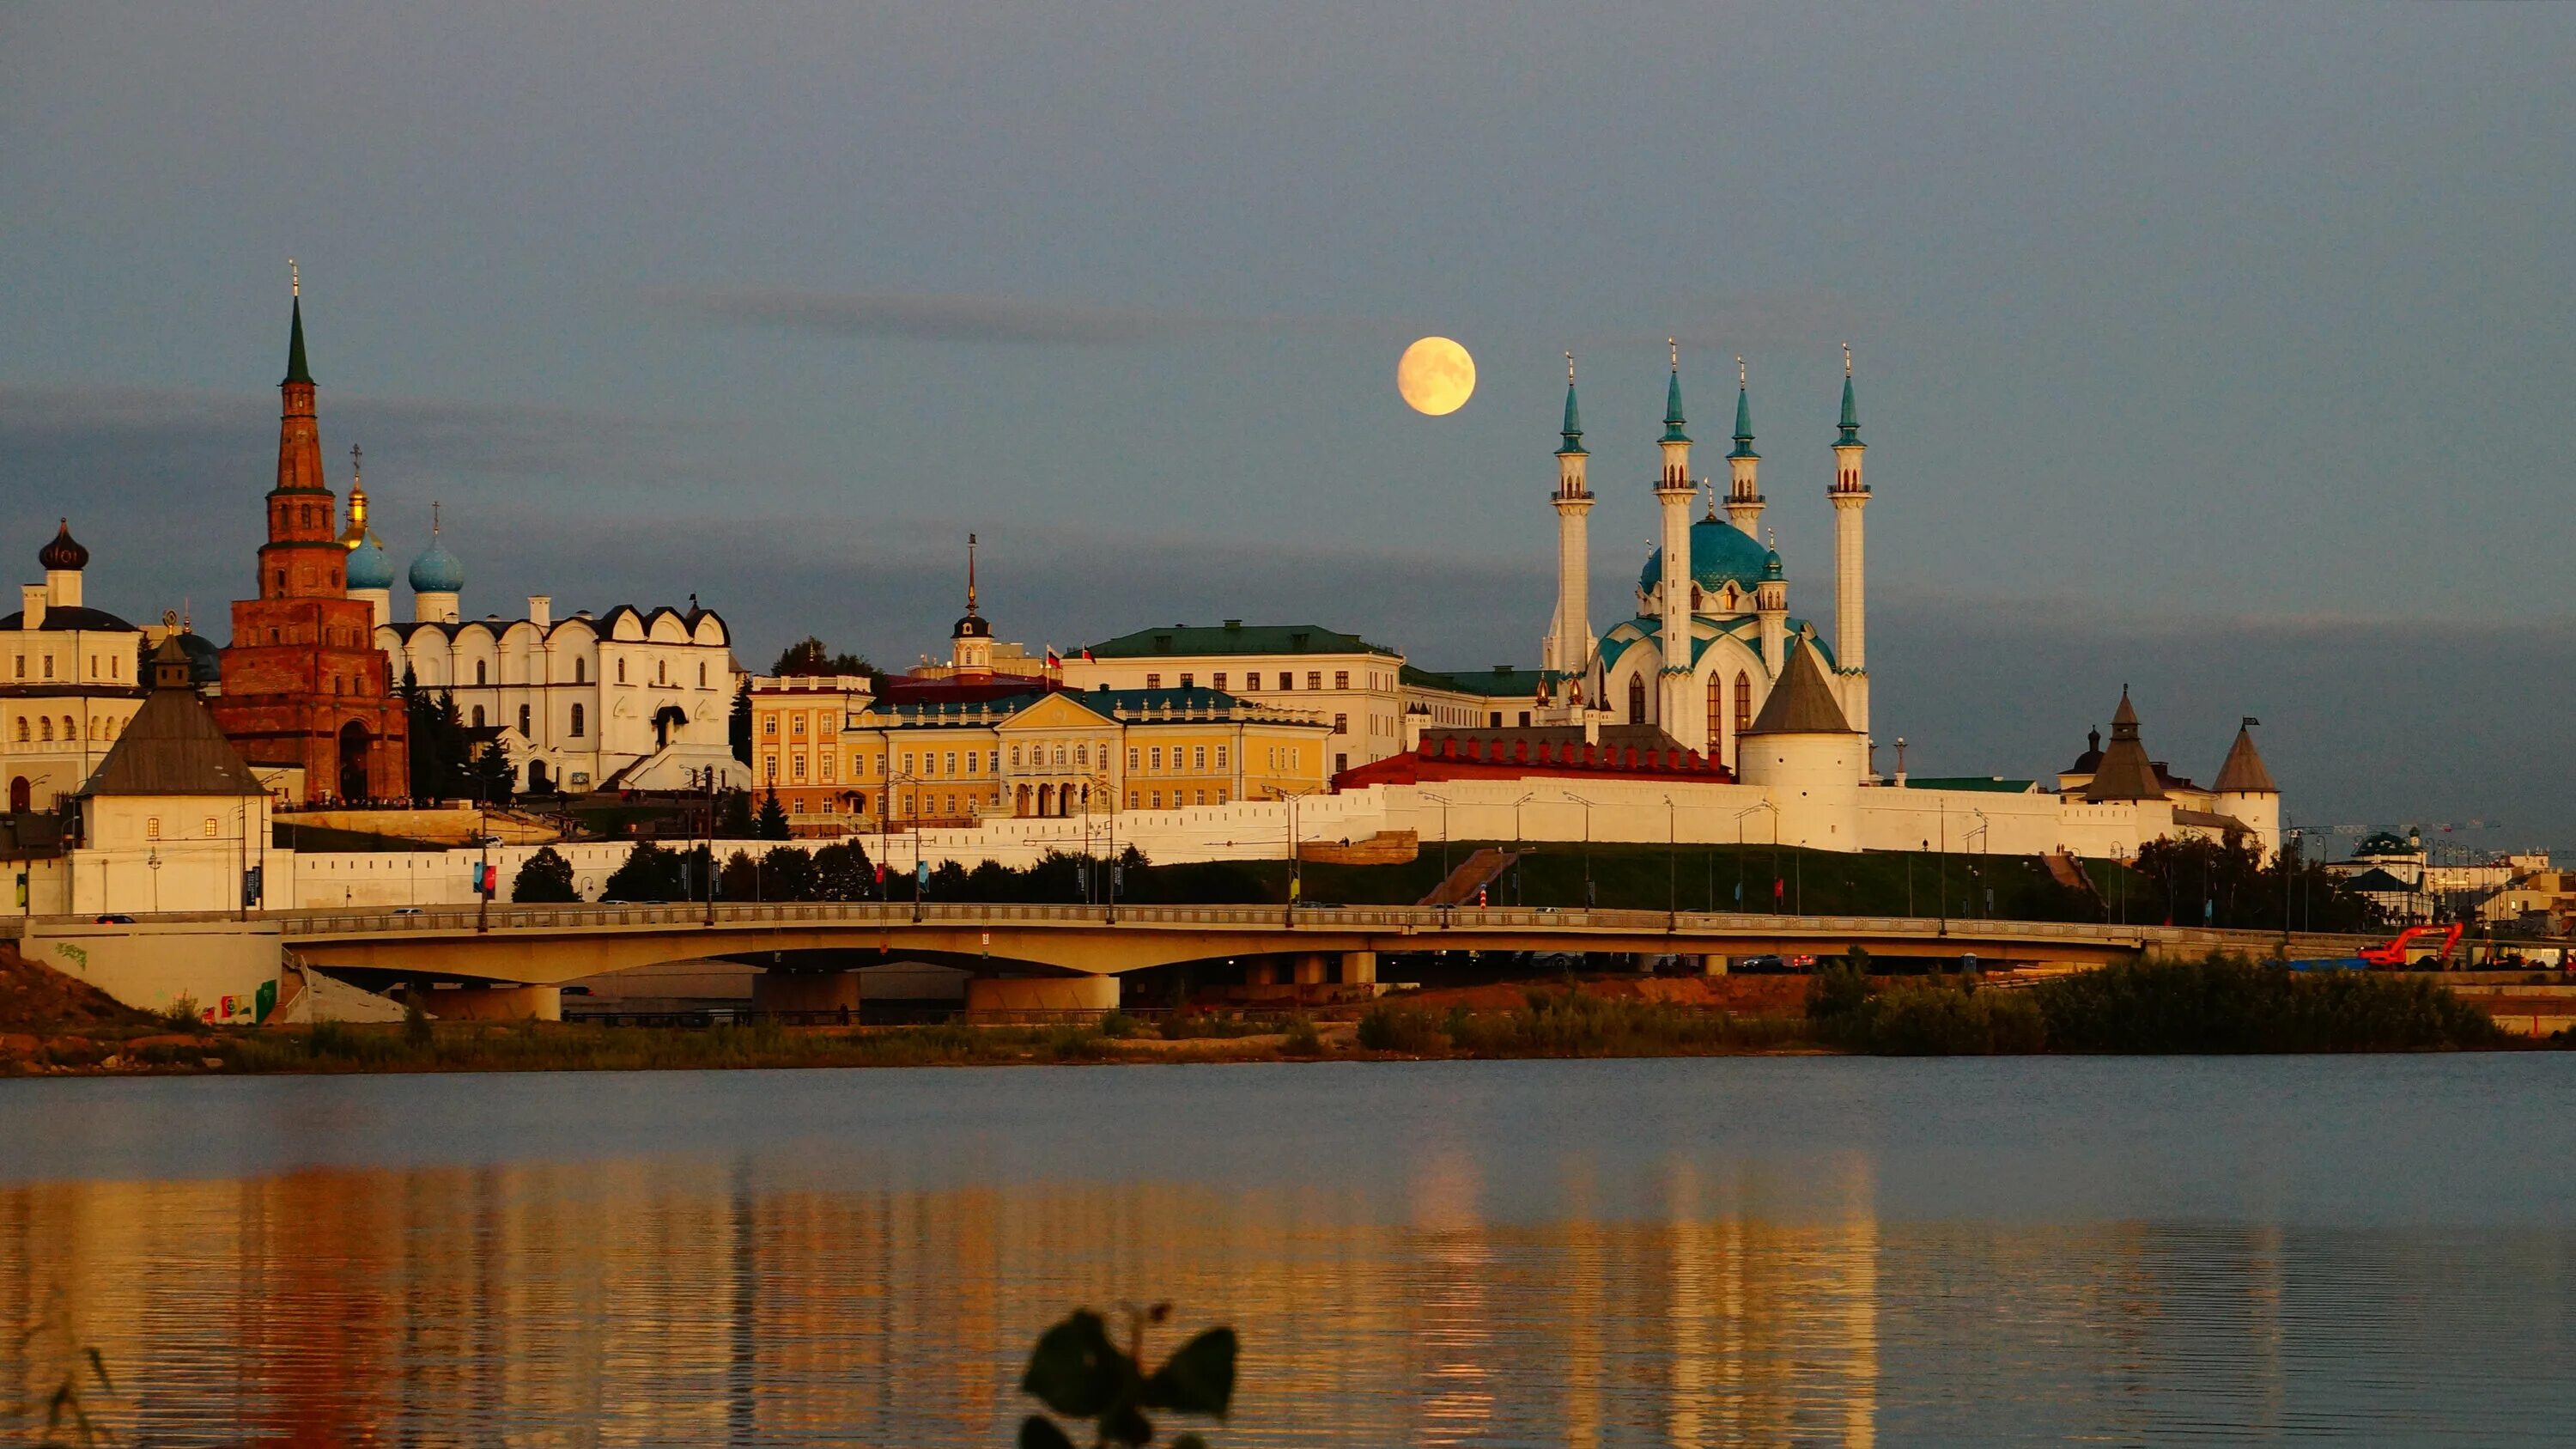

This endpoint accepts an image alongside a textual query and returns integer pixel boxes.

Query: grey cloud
[654,288,1236,346]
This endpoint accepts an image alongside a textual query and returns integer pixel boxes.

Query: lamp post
[1422,792,1454,892]
[1936,801,1948,937]
[476,801,490,933]
[1968,809,1990,920]
[147,847,161,915]
[1662,795,1679,930]
[1509,792,1534,904]
[1564,792,1599,910]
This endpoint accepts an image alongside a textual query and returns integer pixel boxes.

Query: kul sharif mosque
[1537,344,1874,775]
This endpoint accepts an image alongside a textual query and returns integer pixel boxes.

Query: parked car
[1735,953,1789,973]
[93,913,135,924]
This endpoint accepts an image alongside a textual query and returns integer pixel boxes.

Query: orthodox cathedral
[1540,346,1871,776]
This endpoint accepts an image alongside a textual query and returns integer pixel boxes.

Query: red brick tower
[211,268,410,802]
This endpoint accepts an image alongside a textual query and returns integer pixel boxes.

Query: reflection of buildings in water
[4,1155,1890,1446]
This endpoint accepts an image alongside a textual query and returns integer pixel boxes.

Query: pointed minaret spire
[1722,355,1765,539]
[283,260,313,387]
[1558,351,1585,457]
[1837,342,1862,447]
[1828,340,1871,750]
[1662,338,1690,442]
[966,532,980,616]
[1729,357,1758,460]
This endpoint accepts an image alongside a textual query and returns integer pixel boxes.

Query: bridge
[269,901,2377,1014]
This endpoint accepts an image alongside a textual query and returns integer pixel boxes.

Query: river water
[2,1056,2570,1446]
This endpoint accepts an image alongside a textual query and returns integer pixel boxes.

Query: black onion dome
[953,614,992,639]
[38,519,88,572]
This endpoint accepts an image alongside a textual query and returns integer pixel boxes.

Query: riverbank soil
[0,941,234,1073]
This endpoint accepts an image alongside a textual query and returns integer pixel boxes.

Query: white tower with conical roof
[1654,342,1700,750]
[1542,354,1595,680]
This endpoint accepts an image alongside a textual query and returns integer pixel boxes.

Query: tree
[717,787,752,837]
[755,789,791,840]
[760,846,821,902]
[512,846,580,903]
[814,841,874,900]
[729,679,752,765]
[769,636,878,679]
[472,739,515,806]
[928,859,970,898]
[405,681,476,802]
[717,849,761,901]
[603,840,685,902]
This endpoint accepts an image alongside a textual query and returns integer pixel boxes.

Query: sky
[2,3,2571,853]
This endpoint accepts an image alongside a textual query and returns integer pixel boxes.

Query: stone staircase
[1419,848,1521,907]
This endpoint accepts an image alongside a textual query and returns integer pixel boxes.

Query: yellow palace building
[748,552,1332,836]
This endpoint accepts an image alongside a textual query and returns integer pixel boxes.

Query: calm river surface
[2,1056,2572,1446]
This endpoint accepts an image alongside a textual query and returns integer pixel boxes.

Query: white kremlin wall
[274,778,2234,910]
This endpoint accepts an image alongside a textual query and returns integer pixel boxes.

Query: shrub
[1356,1004,1447,1054]
[2034,952,2503,1053]
[1279,1014,1323,1056]
[512,846,580,903]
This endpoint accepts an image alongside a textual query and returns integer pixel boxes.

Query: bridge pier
[752,968,860,1014]
[1342,950,1377,986]
[423,983,562,1022]
[1294,953,1329,987]
[1248,960,1278,987]
[965,976,1118,1018]
[1701,954,1729,976]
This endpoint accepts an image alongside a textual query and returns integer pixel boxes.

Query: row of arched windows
[12,714,118,744]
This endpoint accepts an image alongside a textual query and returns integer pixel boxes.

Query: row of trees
[402,673,516,804]
[2127,833,2383,933]
[511,840,1176,904]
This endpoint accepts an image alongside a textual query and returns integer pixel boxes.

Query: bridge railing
[271,898,2384,956]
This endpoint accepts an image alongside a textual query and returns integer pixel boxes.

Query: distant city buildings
[0,522,144,812]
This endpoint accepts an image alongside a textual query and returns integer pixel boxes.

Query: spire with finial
[1729,356,1758,460]
[1835,341,1862,449]
[966,532,979,616]
[283,259,313,387]
[340,443,371,547]
[1703,479,1717,521]
[1558,351,1585,457]
[1662,338,1690,442]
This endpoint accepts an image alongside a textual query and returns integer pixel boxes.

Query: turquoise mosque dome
[409,537,465,594]
[346,536,394,590]
[1638,517,1777,596]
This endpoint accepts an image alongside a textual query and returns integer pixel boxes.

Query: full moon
[1397,336,1476,416]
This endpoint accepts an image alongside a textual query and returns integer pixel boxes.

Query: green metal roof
[1835,373,1862,448]
[283,296,313,387]
[1084,621,1399,660]
[1661,368,1690,443]
[1558,380,1585,456]
[1894,776,2038,794]
[1409,664,1547,699]
[1639,517,1777,594]
[1728,386,1757,460]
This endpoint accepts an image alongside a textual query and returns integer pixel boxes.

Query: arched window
[699,662,708,687]
[657,660,667,685]
[570,703,585,737]
[1626,675,1646,725]
[60,716,72,741]
[574,658,587,685]
[617,658,627,684]
[1707,673,1723,752]
[13,718,27,743]
[1734,672,1752,736]
[519,704,532,736]
[471,705,485,728]
[1010,746,1022,766]
[475,661,488,685]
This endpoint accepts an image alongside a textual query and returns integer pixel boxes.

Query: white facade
[383,599,746,794]
[0,525,146,812]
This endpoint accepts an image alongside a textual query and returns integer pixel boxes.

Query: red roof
[1334,733,1732,788]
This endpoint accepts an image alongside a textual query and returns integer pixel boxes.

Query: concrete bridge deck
[262,901,2380,984]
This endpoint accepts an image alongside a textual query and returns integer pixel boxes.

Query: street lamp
[1968,808,1990,920]
[1508,792,1534,904]
[1662,795,1679,929]
[1731,802,1774,914]
[1421,792,1455,892]
[1564,792,1600,910]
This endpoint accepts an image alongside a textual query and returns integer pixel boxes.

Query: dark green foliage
[1279,1014,1323,1056]
[813,841,874,900]
[759,847,818,902]
[769,636,878,679]
[717,849,759,900]
[729,679,752,765]
[718,786,752,836]
[512,845,580,903]
[471,739,515,805]
[2131,834,2382,932]
[603,840,686,902]
[1357,1003,1447,1053]
[402,681,477,802]
[2033,953,2501,1052]
[1018,1306,1236,1449]
[754,790,791,840]
[928,859,970,898]
[1808,950,2504,1054]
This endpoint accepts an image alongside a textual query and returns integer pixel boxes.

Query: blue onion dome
[409,536,465,594]
[1639,517,1777,594]
[38,519,88,572]
[346,534,395,590]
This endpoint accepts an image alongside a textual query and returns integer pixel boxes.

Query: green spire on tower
[283,260,313,387]
[1728,355,1758,460]
[1834,342,1862,448]
[1661,338,1690,444]
[1558,351,1586,456]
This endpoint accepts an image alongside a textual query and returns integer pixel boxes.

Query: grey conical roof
[2082,688,2166,801]
[1744,636,1853,735]
[2213,725,2277,794]
[77,640,266,797]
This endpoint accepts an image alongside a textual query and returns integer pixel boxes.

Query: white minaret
[1654,341,1699,749]
[1829,344,1870,741]
[1543,353,1595,679]
[1723,356,1765,540]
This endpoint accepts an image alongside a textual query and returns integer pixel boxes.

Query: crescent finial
[1668,337,1679,370]
[1737,355,1747,386]
[1843,341,1853,376]
[289,258,300,298]
[1565,350,1575,383]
